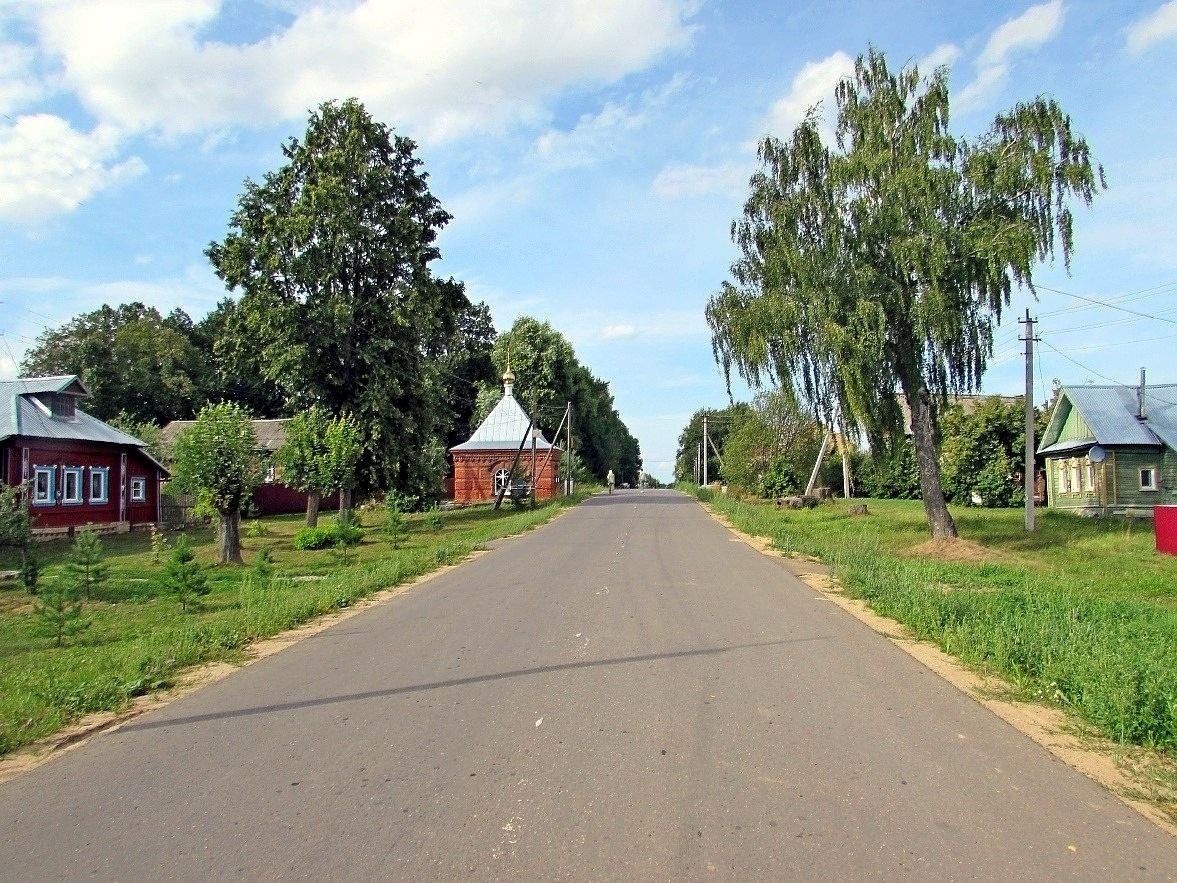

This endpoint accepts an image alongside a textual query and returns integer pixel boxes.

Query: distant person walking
[606,469,615,494]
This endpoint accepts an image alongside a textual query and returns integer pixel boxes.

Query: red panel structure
[1156,505,1177,556]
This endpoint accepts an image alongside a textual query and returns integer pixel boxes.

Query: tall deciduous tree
[169,403,262,564]
[477,317,641,484]
[21,303,206,424]
[206,98,469,494]
[707,48,1102,538]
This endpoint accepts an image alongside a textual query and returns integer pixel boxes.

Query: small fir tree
[162,535,210,612]
[62,528,109,601]
[382,493,406,549]
[18,547,39,594]
[35,579,89,647]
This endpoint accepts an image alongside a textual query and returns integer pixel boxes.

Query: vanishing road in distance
[1,489,1174,879]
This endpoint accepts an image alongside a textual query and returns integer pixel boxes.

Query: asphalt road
[1,490,1174,880]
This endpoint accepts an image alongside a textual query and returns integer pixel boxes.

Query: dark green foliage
[162,535,210,612]
[206,98,473,497]
[859,442,922,500]
[707,48,1103,538]
[35,580,89,647]
[939,398,1027,508]
[20,303,206,424]
[0,485,33,585]
[758,458,801,498]
[18,549,39,594]
[62,528,109,602]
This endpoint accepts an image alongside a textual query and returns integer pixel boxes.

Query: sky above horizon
[1,0,1176,482]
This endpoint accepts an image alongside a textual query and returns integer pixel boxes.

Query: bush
[758,457,801,498]
[293,523,363,550]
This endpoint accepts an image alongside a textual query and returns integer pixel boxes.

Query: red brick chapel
[449,370,561,504]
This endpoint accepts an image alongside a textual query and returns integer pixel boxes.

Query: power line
[1037,337,1177,409]
[1033,283,1177,326]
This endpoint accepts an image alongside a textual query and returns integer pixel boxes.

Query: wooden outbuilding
[449,371,562,504]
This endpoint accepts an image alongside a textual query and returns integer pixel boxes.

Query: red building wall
[2,436,163,530]
[451,449,562,504]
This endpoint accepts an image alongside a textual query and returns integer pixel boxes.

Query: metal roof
[1038,383,1177,455]
[160,418,290,453]
[450,382,555,452]
[0,376,142,447]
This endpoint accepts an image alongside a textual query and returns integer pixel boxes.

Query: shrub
[161,535,210,612]
[293,523,362,550]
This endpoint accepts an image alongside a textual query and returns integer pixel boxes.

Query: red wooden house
[1,376,167,533]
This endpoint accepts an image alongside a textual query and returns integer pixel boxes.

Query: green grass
[690,488,1177,755]
[0,495,587,758]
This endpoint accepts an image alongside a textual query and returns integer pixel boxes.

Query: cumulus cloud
[957,0,1064,109]
[651,160,748,198]
[1126,1,1177,54]
[28,0,696,143]
[762,51,854,142]
[0,115,146,223]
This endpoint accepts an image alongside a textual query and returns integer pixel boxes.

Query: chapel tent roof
[450,376,555,452]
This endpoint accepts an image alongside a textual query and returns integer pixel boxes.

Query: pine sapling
[35,579,89,647]
[63,527,109,601]
[162,535,209,612]
[18,547,39,595]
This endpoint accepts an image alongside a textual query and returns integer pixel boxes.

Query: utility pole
[702,415,709,487]
[1020,309,1037,532]
[565,401,572,495]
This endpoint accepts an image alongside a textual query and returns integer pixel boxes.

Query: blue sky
[1,0,1176,482]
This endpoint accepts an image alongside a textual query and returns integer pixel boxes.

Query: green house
[1037,382,1177,517]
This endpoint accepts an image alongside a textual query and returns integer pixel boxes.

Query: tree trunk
[338,488,353,519]
[218,511,244,565]
[305,489,321,527]
[905,383,959,539]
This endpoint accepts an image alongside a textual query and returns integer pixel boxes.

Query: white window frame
[1082,459,1094,493]
[32,466,55,506]
[130,476,147,502]
[1140,466,1159,492]
[494,468,511,492]
[1069,461,1081,497]
[1057,460,1070,495]
[61,466,84,504]
[89,466,109,503]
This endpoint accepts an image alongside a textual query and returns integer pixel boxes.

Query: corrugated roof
[1038,383,1177,454]
[0,376,141,446]
[160,418,289,453]
[450,383,554,452]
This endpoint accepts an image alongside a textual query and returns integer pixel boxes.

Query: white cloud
[1126,1,1177,54]
[532,75,686,171]
[0,114,146,223]
[763,51,854,142]
[600,323,637,340]
[651,160,748,198]
[29,0,696,143]
[920,43,961,73]
[0,40,43,115]
[957,0,1064,109]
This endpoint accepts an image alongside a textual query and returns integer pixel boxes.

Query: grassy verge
[689,487,1177,757]
[0,495,588,758]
